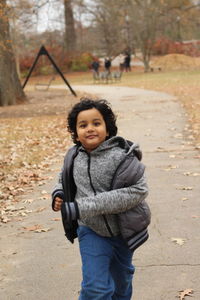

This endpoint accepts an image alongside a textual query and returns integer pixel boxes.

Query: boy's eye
[79,124,86,128]
[94,122,101,126]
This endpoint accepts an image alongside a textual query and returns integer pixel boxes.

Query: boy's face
[76,108,108,152]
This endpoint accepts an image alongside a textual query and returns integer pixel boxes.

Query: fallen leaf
[39,195,50,200]
[176,186,193,191]
[163,165,178,171]
[17,188,25,192]
[34,228,51,233]
[178,288,194,300]
[23,199,34,204]
[23,224,51,233]
[23,224,42,231]
[19,209,32,215]
[182,186,193,190]
[5,205,18,212]
[173,133,183,139]
[35,207,46,213]
[41,190,48,195]
[156,147,166,152]
[1,216,10,223]
[181,197,189,201]
[183,172,200,176]
[51,217,61,221]
[183,172,191,176]
[192,172,200,176]
[38,182,45,186]
[171,237,186,246]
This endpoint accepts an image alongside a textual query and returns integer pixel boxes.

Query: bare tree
[0,0,26,106]
[161,0,200,41]
[124,0,164,72]
[9,0,36,76]
[83,0,127,56]
[83,0,200,71]
[63,0,77,53]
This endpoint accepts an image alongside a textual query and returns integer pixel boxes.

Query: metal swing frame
[22,46,77,96]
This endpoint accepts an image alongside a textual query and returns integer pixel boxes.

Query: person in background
[91,59,100,76]
[104,57,111,74]
[124,52,131,72]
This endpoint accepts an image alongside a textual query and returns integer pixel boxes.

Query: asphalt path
[1,85,199,300]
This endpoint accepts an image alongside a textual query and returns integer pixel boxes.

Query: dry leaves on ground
[23,224,51,233]
[176,186,193,191]
[0,116,71,205]
[178,288,194,300]
[0,90,76,222]
[0,205,33,223]
[171,237,186,246]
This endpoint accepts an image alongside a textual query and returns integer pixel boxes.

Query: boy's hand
[54,197,63,211]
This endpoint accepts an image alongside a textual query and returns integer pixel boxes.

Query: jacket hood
[80,136,142,161]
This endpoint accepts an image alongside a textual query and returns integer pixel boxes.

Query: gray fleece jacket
[52,136,150,246]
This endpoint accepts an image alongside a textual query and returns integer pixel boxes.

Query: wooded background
[1,0,200,106]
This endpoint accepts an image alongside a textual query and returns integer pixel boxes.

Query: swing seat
[35,76,55,91]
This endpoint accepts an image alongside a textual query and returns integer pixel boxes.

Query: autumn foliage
[19,45,95,77]
[152,38,200,56]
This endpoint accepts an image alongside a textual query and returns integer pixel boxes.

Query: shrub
[19,44,95,76]
[71,52,94,72]
[152,38,200,57]
[71,61,88,72]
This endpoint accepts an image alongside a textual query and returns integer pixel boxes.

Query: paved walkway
[1,85,199,299]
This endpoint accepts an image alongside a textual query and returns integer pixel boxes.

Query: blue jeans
[77,226,135,300]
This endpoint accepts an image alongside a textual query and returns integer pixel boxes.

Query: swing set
[22,46,77,97]
[34,74,55,91]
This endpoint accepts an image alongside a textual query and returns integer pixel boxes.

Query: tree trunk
[0,0,26,106]
[63,0,76,54]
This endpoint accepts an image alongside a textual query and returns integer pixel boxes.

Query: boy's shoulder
[64,144,79,161]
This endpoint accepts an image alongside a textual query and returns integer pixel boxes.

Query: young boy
[52,98,151,300]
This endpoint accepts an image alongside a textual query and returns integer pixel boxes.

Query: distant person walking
[91,60,100,76]
[124,52,131,72]
[104,57,111,74]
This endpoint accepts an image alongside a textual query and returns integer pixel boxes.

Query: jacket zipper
[87,153,114,237]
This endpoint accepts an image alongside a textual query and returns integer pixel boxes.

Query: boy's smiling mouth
[86,135,97,139]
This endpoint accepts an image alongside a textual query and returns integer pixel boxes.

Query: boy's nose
[87,124,94,131]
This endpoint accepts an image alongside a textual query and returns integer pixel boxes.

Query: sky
[36,0,92,33]
[36,1,64,33]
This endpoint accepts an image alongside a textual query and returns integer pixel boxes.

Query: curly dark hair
[67,98,118,144]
